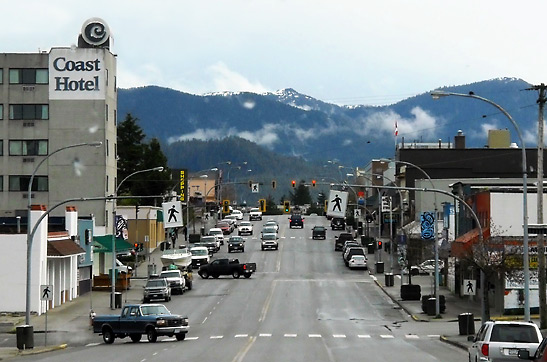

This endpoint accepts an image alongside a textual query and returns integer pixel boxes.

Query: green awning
[93,235,133,253]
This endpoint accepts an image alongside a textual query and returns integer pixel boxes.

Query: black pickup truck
[92,304,189,344]
[198,258,256,279]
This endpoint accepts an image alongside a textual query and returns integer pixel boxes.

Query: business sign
[179,169,187,203]
[420,212,435,240]
[327,190,348,218]
[115,215,128,240]
[163,201,183,228]
[49,48,106,100]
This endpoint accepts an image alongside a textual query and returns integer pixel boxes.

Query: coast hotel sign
[48,18,111,100]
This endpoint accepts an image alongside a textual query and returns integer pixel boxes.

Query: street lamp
[25,142,102,326]
[431,90,531,321]
[110,166,164,309]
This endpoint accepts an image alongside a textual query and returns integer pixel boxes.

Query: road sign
[381,196,391,212]
[327,190,348,218]
[162,201,183,228]
[463,279,476,296]
[354,209,361,218]
[251,183,259,193]
[41,284,53,301]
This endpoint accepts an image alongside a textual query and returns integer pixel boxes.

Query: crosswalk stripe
[235,334,248,338]
[405,335,420,339]
[333,334,346,338]
[427,335,440,338]
[380,335,394,339]
[309,334,322,338]
[210,336,223,339]
[284,334,297,337]
[259,333,272,337]
[86,343,101,347]
[358,335,371,339]
[186,337,199,340]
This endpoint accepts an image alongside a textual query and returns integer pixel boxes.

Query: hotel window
[9,140,48,156]
[0,68,3,84]
[9,104,49,120]
[9,68,48,84]
[0,104,3,120]
[0,140,3,155]
[0,176,3,192]
[9,175,48,191]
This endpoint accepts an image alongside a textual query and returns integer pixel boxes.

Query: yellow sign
[179,169,187,202]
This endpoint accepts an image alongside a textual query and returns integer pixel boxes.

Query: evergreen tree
[291,180,312,206]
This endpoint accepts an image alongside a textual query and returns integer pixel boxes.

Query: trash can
[375,261,384,274]
[367,243,375,254]
[16,325,34,350]
[458,313,475,335]
[426,298,436,316]
[200,227,205,236]
[111,292,122,308]
[148,263,157,277]
[385,273,394,287]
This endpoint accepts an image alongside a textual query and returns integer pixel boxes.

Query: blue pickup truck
[92,304,189,344]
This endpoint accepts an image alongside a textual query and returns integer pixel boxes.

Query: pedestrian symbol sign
[463,279,476,296]
[327,190,348,218]
[251,183,259,193]
[41,284,53,301]
[162,201,184,228]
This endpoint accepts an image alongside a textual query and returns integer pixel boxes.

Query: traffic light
[134,242,139,250]
[312,180,316,187]
[139,243,144,252]
[284,200,290,213]
[291,180,296,188]
[272,180,276,189]
[223,200,230,214]
[248,180,253,188]
[259,199,266,212]
[85,229,92,245]
[378,240,383,250]
[324,200,328,212]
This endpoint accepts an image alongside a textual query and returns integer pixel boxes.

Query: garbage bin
[148,263,157,277]
[200,227,205,236]
[111,292,122,308]
[426,298,436,316]
[385,273,394,287]
[458,313,475,335]
[367,243,375,254]
[375,261,384,274]
[16,325,34,350]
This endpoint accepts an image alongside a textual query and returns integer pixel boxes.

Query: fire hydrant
[89,309,96,327]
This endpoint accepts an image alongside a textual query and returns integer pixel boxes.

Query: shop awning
[451,227,490,258]
[93,235,133,253]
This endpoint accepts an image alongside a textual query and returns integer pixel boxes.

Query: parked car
[289,214,304,228]
[228,236,245,253]
[231,209,244,220]
[343,247,366,266]
[468,321,542,362]
[348,254,368,269]
[342,241,361,254]
[249,207,263,221]
[190,246,210,267]
[261,233,279,250]
[143,278,171,303]
[159,270,186,295]
[238,221,253,235]
[92,304,189,343]
[411,259,445,274]
[200,235,220,253]
[331,217,346,230]
[312,226,326,239]
[209,227,225,245]
[335,233,355,251]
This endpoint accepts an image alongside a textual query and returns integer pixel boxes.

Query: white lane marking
[235,334,249,338]
[231,336,257,362]
[163,338,176,342]
[309,334,322,338]
[210,335,223,339]
[202,317,208,324]
[186,337,199,340]
[259,280,277,322]
[405,334,419,339]
[380,335,394,339]
[259,333,272,337]
[290,236,296,239]
[284,334,297,338]
[358,335,371,338]
[427,335,440,338]
[85,342,101,347]
[370,275,377,281]
[333,334,346,338]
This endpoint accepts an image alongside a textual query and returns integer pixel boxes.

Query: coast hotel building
[0,18,117,230]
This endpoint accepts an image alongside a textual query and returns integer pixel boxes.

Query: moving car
[238,221,253,235]
[198,258,256,279]
[216,221,232,234]
[209,227,225,245]
[231,209,244,220]
[143,278,171,303]
[331,217,346,230]
[289,214,304,228]
[312,226,326,239]
[190,246,210,267]
[93,304,189,343]
[261,233,279,250]
[261,225,278,237]
[200,235,220,253]
[249,207,263,221]
[264,220,279,232]
[228,236,245,253]
[469,321,542,362]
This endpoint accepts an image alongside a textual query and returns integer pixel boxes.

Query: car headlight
[157,319,167,326]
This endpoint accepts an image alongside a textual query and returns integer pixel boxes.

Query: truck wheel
[102,327,115,344]
[200,271,209,279]
[244,274,251,278]
[232,270,240,279]
[176,333,186,341]
[130,334,142,342]
[147,328,158,343]
[212,274,219,279]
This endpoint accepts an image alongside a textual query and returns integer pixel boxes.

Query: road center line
[259,280,277,322]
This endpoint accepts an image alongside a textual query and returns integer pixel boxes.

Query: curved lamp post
[111,166,164,309]
[25,142,102,325]
[431,90,530,321]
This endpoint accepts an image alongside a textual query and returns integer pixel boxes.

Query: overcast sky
[5,0,547,106]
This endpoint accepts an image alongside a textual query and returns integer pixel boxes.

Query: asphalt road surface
[18,214,466,362]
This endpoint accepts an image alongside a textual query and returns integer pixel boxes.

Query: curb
[0,343,67,360]
[439,335,468,351]
[373,278,424,322]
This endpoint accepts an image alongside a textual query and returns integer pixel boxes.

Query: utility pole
[528,84,547,327]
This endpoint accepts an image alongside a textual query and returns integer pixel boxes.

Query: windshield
[140,305,171,316]
[263,234,277,240]
[191,248,208,256]
[250,208,260,212]
[201,236,216,242]
[240,222,251,227]
[230,237,243,243]
[210,230,222,235]
[160,272,179,278]
[146,279,167,288]
[490,325,539,343]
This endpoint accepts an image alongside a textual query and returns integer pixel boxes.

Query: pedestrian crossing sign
[463,279,476,296]
[326,190,348,218]
[41,284,53,301]
[162,201,184,228]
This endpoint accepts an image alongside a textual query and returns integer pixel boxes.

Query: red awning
[451,227,490,258]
